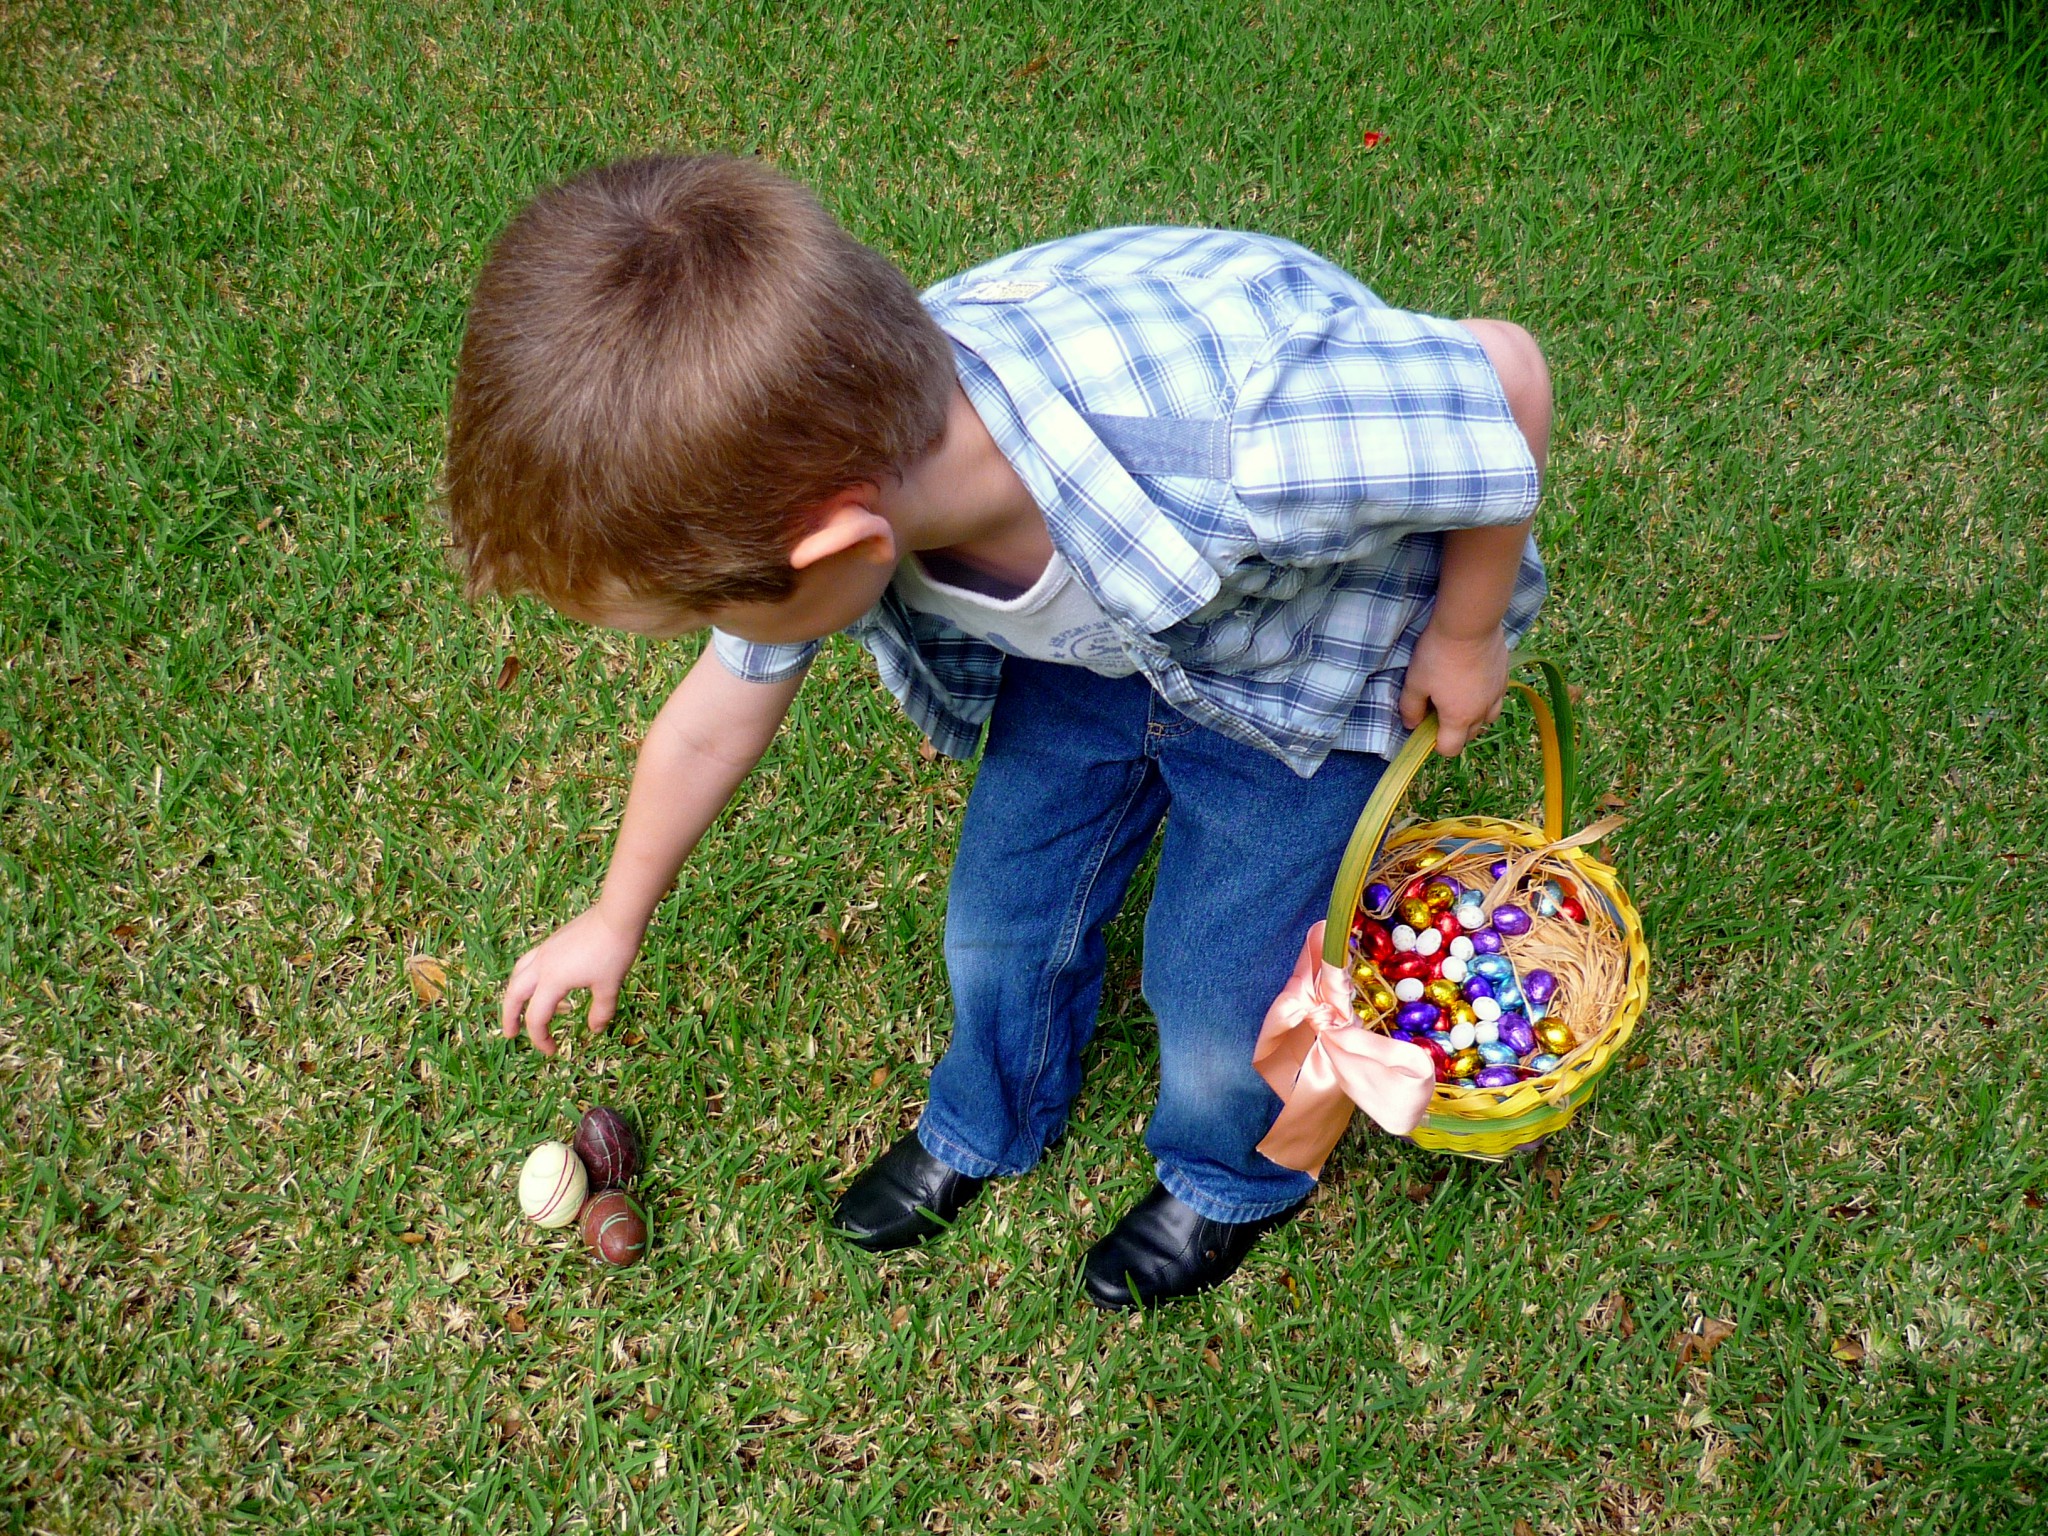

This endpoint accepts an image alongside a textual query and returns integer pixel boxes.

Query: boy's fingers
[501,974,535,1039]
[523,982,572,1057]
[1399,680,1427,730]
[588,986,618,1034]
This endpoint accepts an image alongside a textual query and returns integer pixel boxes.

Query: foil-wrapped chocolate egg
[1478,1041,1518,1066]
[1559,896,1587,924]
[1454,892,1488,928]
[1411,849,1448,873]
[1391,923,1418,953]
[1448,934,1475,960]
[1387,954,1429,983]
[1364,881,1394,912]
[1364,984,1398,1015]
[1352,957,1385,986]
[1447,1047,1482,1079]
[1526,1051,1562,1073]
[1488,860,1509,880]
[1439,955,1469,985]
[1423,880,1459,912]
[1471,929,1505,955]
[1463,976,1494,1002]
[1418,1037,1452,1078]
[1522,969,1558,1008]
[1530,880,1565,918]
[1472,955,1513,982]
[1394,977,1425,1003]
[1447,1020,1477,1051]
[1498,1017,1537,1055]
[1427,1030,1456,1055]
[1492,905,1532,937]
[1430,911,1463,944]
[1536,1021,1575,1053]
[1449,1001,1478,1029]
[1472,995,1503,1023]
[1412,928,1443,958]
[1398,897,1433,929]
[1423,979,1462,1008]
[1397,1000,1441,1032]
[1475,1019,1500,1046]
[1356,923,1393,963]
[1493,978,1523,1009]
[1474,1065,1520,1088]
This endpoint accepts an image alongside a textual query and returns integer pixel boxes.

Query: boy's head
[444,154,955,619]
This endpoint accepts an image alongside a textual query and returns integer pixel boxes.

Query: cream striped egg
[518,1141,588,1229]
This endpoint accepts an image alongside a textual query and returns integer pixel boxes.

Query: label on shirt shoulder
[957,278,1051,303]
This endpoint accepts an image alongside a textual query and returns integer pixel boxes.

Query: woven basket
[1321,659,1650,1161]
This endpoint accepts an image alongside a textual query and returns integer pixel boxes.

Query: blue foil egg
[1527,1052,1562,1073]
[1478,1041,1518,1066]
[1492,904,1532,937]
[1523,969,1558,1007]
[1474,1065,1520,1088]
[1530,880,1565,918]
[1471,928,1505,956]
[1472,955,1514,982]
[1397,1000,1442,1032]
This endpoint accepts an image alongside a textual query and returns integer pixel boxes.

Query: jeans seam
[1013,759,1156,1157]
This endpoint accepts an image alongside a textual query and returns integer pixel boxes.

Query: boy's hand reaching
[1399,621,1509,757]
[500,904,646,1056]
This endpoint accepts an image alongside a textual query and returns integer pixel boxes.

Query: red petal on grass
[1362,131,1385,149]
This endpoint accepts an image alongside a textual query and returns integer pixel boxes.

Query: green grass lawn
[4,1,2046,1531]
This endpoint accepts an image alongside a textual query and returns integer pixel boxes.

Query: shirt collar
[940,327,1219,635]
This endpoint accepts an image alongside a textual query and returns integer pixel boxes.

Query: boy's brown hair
[444,154,955,613]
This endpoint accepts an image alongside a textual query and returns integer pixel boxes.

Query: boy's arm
[1398,519,1533,756]
[500,647,806,1055]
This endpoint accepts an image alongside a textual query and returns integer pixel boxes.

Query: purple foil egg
[1474,1066,1520,1088]
[1471,928,1505,955]
[1492,904,1532,937]
[1462,976,1495,1002]
[1488,860,1509,880]
[1364,881,1393,912]
[1497,1016,1538,1055]
[1522,969,1558,1007]
[1397,1000,1441,1032]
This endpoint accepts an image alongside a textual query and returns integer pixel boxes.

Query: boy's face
[560,536,898,647]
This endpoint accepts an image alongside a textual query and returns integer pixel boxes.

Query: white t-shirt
[891,551,1137,677]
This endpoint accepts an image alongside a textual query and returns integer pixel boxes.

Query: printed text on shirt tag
[958,279,1051,303]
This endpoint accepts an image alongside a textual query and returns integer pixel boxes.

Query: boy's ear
[788,486,895,571]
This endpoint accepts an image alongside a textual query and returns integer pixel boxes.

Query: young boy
[448,154,1550,1310]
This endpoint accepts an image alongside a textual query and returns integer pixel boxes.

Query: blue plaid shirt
[714,227,1543,777]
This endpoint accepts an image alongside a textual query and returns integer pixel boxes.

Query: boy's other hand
[1399,622,1508,757]
[500,904,646,1056]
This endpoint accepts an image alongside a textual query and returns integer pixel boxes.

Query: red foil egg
[1430,911,1463,943]
[1357,922,1394,962]
[1558,896,1587,924]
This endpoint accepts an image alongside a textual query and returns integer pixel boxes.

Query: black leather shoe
[830,1134,987,1252]
[1082,1183,1311,1310]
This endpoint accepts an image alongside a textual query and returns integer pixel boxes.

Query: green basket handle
[1321,656,1580,968]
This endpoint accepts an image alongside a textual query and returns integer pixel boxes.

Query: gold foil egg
[1448,1047,1482,1079]
[1536,1021,1575,1053]
[1422,880,1458,913]
[1410,849,1448,873]
[1423,979,1462,1008]
[1398,897,1434,929]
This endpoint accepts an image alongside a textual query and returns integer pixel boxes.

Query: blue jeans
[916,659,1387,1223]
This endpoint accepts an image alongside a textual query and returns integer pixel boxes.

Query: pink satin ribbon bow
[1254,922,1437,1177]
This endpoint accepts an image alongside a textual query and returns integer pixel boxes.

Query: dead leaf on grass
[1514,1520,1537,1536]
[1588,1213,1619,1234]
[397,1231,426,1246]
[1405,1180,1434,1204]
[406,954,448,1005]
[505,1308,529,1333]
[112,922,140,940]
[888,1304,910,1330]
[2023,1189,2044,1210]
[1831,1335,1867,1367]
[1597,793,1628,811]
[1672,1316,1736,1365]
[494,654,523,690]
[919,740,939,763]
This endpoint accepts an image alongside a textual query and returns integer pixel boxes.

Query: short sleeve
[1229,304,1540,565]
[710,629,821,684]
